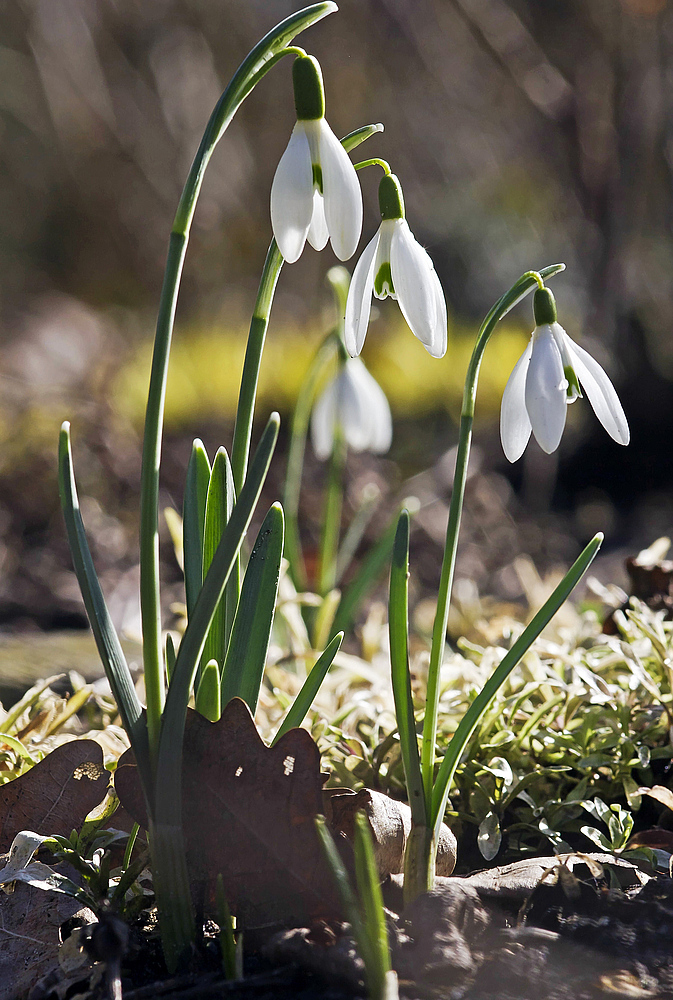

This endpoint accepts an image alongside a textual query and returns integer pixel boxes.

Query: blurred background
[0,0,671,644]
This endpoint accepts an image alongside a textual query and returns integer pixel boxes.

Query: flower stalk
[420,266,566,807]
[133,3,339,970]
[395,264,608,902]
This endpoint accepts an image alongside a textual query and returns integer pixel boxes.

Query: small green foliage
[316,598,673,868]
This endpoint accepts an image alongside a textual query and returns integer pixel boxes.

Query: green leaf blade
[155,412,280,825]
[353,812,392,992]
[430,532,603,839]
[58,423,150,791]
[271,632,343,746]
[195,659,222,723]
[221,502,285,714]
[183,439,211,621]
[201,448,235,674]
[389,511,426,826]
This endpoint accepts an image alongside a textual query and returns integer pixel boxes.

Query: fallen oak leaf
[0,740,108,850]
[0,874,96,1000]
[325,788,457,878]
[115,698,343,927]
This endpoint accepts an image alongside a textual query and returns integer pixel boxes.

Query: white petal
[270,123,313,263]
[307,191,329,251]
[428,262,448,358]
[563,335,630,445]
[344,229,380,356]
[343,359,392,454]
[390,220,446,357]
[317,119,363,261]
[525,326,567,454]
[500,340,533,462]
[338,363,371,453]
[310,377,338,460]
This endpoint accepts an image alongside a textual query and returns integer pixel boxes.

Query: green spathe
[533,286,557,325]
[293,54,325,120]
[378,173,405,220]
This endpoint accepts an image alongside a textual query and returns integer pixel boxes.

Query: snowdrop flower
[270,55,362,264]
[344,172,447,359]
[311,357,392,460]
[500,286,630,462]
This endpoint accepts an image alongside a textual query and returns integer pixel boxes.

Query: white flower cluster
[270,53,629,463]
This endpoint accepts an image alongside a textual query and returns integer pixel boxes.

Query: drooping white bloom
[500,286,630,462]
[311,357,392,460]
[344,173,447,359]
[270,55,362,264]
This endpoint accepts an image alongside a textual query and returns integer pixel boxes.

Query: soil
[28,854,673,1000]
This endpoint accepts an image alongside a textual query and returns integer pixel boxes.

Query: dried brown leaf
[0,740,108,849]
[0,877,96,1000]
[115,699,342,926]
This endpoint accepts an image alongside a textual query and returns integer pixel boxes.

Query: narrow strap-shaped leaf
[271,631,343,745]
[58,422,150,792]
[155,412,279,823]
[221,502,284,714]
[201,448,235,677]
[195,659,221,722]
[315,816,372,970]
[165,633,176,686]
[389,511,426,826]
[216,874,239,981]
[430,532,603,839]
[353,812,392,993]
[183,439,210,620]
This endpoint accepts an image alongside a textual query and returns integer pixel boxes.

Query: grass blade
[353,812,392,997]
[314,816,371,968]
[271,632,343,745]
[221,502,284,714]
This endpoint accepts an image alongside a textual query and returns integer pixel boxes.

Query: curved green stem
[354,157,391,174]
[231,241,284,494]
[138,3,336,773]
[284,333,339,590]
[420,264,565,805]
